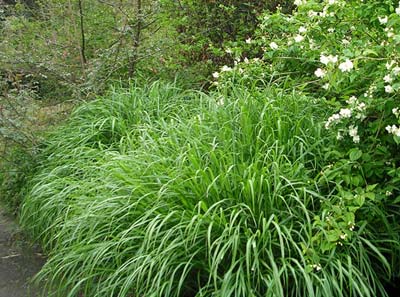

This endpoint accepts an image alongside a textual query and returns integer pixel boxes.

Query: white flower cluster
[393,107,400,118]
[294,0,307,6]
[385,108,400,137]
[325,96,366,143]
[378,16,388,25]
[385,27,395,38]
[363,84,377,99]
[315,54,354,78]
[221,65,232,72]
[384,60,400,94]
[385,125,400,137]
[294,34,305,43]
[338,59,354,72]
[269,42,279,50]
[314,68,326,78]
[312,263,322,271]
[320,54,338,65]
[348,125,360,143]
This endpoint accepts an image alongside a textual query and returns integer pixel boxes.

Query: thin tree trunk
[128,0,142,77]
[78,0,87,67]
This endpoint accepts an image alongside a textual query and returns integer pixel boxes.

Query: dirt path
[0,208,45,297]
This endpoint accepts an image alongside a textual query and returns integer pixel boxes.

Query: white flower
[327,28,335,33]
[393,66,400,76]
[329,55,338,64]
[320,54,330,65]
[386,60,396,70]
[217,98,224,106]
[340,233,347,240]
[384,74,393,83]
[340,108,352,118]
[386,125,400,137]
[245,38,252,44]
[294,34,305,43]
[322,83,330,90]
[339,59,354,72]
[396,6,400,15]
[314,68,327,78]
[386,191,393,196]
[269,42,279,50]
[357,102,366,111]
[320,54,338,65]
[212,72,219,79]
[346,96,357,105]
[312,264,322,271]
[348,125,358,137]
[353,135,360,143]
[325,113,340,129]
[378,16,388,24]
[225,48,233,54]
[308,10,318,17]
[386,125,396,133]
[342,39,350,45]
[298,26,307,33]
[294,0,306,6]
[221,65,232,72]
[385,85,394,93]
[392,108,400,117]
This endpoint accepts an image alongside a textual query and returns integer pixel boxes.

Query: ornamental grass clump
[19,80,398,296]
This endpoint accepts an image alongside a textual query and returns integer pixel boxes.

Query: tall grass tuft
[20,81,398,296]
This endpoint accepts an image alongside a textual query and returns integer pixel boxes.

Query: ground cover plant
[19,79,397,296]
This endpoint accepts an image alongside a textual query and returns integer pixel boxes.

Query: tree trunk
[128,0,142,77]
[78,0,87,67]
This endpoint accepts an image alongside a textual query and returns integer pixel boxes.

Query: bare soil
[0,208,45,297]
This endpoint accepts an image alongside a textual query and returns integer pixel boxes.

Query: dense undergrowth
[1,0,399,296]
[19,81,399,296]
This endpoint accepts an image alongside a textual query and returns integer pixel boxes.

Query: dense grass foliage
[20,81,398,296]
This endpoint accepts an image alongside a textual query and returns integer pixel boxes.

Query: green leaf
[349,148,362,161]
[362,49,379,57]
[343,175,351,185]
[364,192,375,201]
[321,240,335,253]
[355,194,365,207]
[326,229,341,242]
[393,196,400,204]
[343,212,355,224]
[366,184,378,191]
[351,175,362,187]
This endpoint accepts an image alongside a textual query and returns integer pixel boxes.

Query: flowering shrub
[158,0,294,83]
[213,0,400,289]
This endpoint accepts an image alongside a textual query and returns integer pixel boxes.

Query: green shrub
[157,1,294,84]
[213,0,400,290]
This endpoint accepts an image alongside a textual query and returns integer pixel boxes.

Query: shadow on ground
[0,208,45,297]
